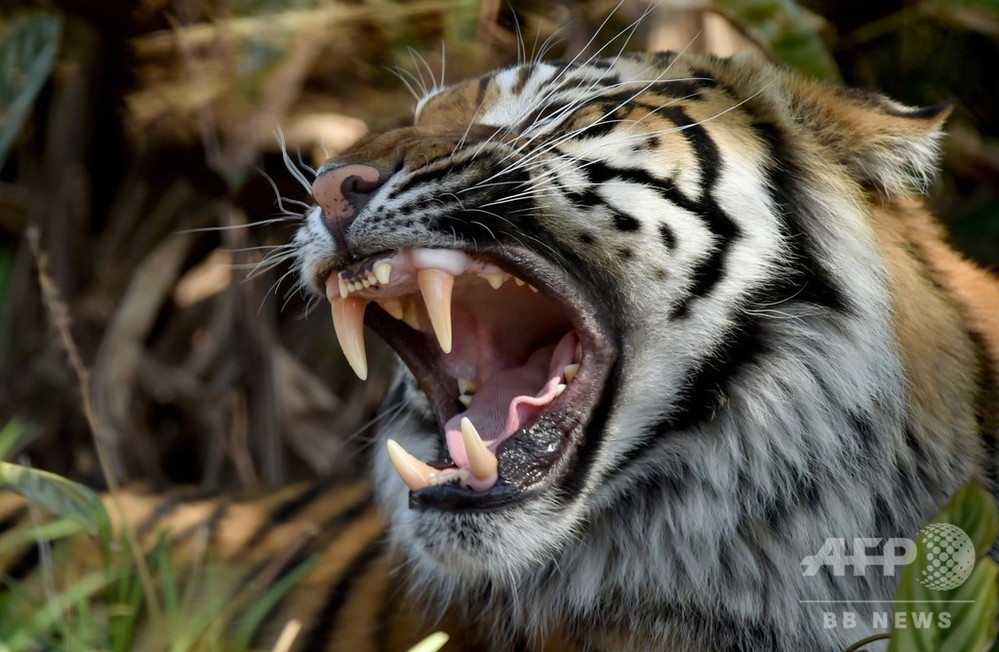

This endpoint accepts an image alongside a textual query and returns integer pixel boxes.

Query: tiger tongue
[443,331,578,490]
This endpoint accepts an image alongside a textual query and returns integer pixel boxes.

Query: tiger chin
[295,51,999,650]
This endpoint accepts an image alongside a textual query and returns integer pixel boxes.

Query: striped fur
[296,51,998,650]
[4,51,997,651]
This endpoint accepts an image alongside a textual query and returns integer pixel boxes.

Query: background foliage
[0,0,997,491]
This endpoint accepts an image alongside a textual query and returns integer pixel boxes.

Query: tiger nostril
[312,163,383,232]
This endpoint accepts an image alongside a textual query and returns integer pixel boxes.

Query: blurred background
[1,0,997,491]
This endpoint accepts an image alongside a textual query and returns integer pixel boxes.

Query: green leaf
[0,462,112,552]
[0,515,86,557]
[0,14,62,168]
[930,483,999,556]
[888,482,999,652]
[233,554,318,647]
[0,420,32,461]
[720,0,841,81]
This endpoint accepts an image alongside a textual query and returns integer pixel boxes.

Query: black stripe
[0,503,26,534]
[658,223,676,251]
[572,105,627,140]
[245,496,377,647]
[374,566,404,652]
[299,539,385,651]
[474,74,490,110]
[511,63,536,95]
[579,107,740,318]
[610,210,640,232]
[135,487,223,540]
[749,120,850,314]
[4,545,39,581]
[172,495,231,546]
[241,480,335,552]
[388,163,453,199]
[657,311,768,433]
[967,326,999,496]
[591,78,716,108]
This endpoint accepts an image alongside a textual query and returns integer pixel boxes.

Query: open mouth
[325,246,615,511]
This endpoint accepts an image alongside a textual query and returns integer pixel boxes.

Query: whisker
[275,126,314,193]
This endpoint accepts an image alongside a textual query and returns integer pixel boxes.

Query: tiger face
[295,51,996,649]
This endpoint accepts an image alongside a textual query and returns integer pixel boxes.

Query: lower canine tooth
[330,297,368,380]
[460,417,498,481]
[417,268,454,354]
[381,299,404,320]
[554,383,567,396]
[386,439,437,491]
[402,299,423,331]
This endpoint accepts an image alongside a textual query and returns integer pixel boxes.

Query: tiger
[3,49,997,651]
[294,49,999,650]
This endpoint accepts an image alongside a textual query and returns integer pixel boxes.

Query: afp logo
[801,523,975,590]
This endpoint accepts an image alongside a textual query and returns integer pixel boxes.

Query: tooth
[480,273,505,290]
[460,417,497,481]
[563,363,579,382]
[554,383,567,396]
[457,378,478,395]
[514,277,525,287]
[338,275,349,299]
[417,269,454,353]
[528,284,538,293]
[402,299,423,331]
[459,394,472,407]
[430,468,470,487]
[386,439,436,491]
[330,297,368,380]
[362,278,372,288]
[374,262,392,285]
[381,299,404,320]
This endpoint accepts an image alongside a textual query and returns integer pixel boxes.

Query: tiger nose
[312,163,382,232]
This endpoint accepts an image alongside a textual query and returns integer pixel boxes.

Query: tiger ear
[785,76,952,196]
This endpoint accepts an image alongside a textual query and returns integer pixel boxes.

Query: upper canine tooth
[417,268,454,354]
[374,261,392,285]
[460,417,497,481]
[386,439,437,491]
[457,378,478,395]
[330,297,368,380]
[563,363,579,382]
[458,394,472,408]
[338,275,349,299]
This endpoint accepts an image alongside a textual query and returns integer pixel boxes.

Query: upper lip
[325,244,617,511]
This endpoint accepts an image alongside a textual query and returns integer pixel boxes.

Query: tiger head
[295,52,987,648]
